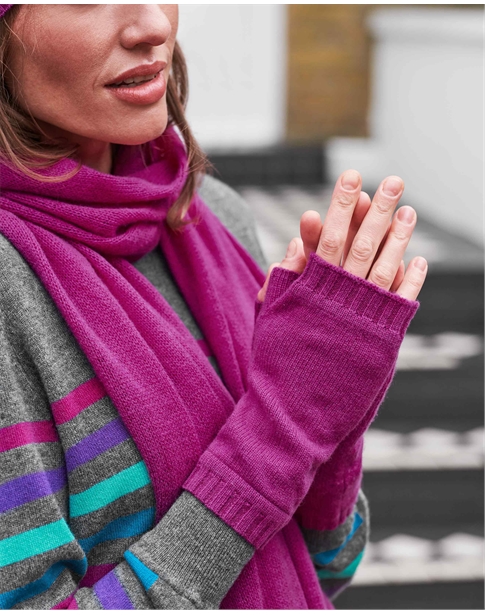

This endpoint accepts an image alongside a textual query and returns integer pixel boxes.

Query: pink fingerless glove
[294,366,396,531]
[184,252,419,549]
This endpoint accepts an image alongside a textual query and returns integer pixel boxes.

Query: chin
[113,117,169,146]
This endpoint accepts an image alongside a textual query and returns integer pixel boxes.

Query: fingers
[279,237,306,273]
[301,191,371,265]
[395,257,428,301]
[257,237,306,302]
[390,260,405,293]
[366,205,416,291]
[341,191,372,265]
[316,170,362,266]
[274,173,427,303]
[300,210,322,261]
[342,176,404,278]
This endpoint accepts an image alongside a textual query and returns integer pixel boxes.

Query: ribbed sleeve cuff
[287,252,420,336]
[183,451,289,550]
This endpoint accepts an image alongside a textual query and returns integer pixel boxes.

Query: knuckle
[374,198,393,215]
[370,264,394,287]
[334,192,355,209]
[350,237,374,262]
[392,227,410,243]
[408,274,423,289]
[319,230,343,255]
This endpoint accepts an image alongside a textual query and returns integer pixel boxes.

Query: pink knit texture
[185,254,419,548]
[0,126,418,608]
[0,5,12,19]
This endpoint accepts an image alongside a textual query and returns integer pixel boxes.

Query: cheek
[20,22,99,106]
[38,33,93,89]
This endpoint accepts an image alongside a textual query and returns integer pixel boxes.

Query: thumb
[257,237,307,303]
[279,237,307,273]
[257,262,280,302]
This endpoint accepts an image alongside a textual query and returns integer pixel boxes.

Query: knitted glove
[293,367,396,531]
[256,261,400,531]
[184,252,419,549]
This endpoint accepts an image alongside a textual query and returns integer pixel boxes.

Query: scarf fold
[0,126,266,521]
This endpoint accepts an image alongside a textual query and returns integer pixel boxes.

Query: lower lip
[105,71,166,105]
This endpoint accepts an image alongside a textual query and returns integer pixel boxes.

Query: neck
[76,140,114,174]
[34,119,115,174]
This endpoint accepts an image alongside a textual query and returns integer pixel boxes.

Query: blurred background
[178,4,484,610]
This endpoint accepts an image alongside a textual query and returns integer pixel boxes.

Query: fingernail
[286,239,297,258]
[415,257,427,271]
[383,177,403,197]
[341,170,360,191]
[397,206,415,224]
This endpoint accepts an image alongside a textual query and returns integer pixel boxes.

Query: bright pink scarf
[0,126,266,522]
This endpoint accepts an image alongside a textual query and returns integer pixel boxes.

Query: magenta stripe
[94,571,134,609]
[79,564,116,588]
[51,377,106,425]
[0,421,58,453]
[53,592,76,609]
[67,596,79,610]
[0,466,66,513]
[65,418,130,472]
[197,338,212,357]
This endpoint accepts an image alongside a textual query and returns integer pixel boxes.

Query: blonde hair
[0,5,211,230]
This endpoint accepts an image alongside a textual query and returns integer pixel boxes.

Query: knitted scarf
[0,5,11,19]
[0,126,266,522]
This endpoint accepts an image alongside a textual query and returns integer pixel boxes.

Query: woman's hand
[258,170,428,303]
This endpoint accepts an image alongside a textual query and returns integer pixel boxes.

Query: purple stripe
[65,418,130,473]
[0,467,67,513]
[94,570,134,609]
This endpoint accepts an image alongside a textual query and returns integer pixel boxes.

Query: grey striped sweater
[0,174,368,609]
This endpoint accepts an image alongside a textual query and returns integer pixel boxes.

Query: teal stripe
[79,507,155,553]
[313,512,363,566]
[317,549,365,580]
[0,519,75,567]
[0,558,87,609]
[124,551,158,591]
[0,562,64,608]
[70,461,151,518]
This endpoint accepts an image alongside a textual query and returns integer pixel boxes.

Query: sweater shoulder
[0,232,97,399]
[0,232,61,320]
[198,174,268,271]
[0,231,33,278]
[0,232,43,306]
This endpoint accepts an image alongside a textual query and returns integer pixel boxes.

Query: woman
[0,4,427,610]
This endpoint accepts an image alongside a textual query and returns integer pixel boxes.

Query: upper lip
[105,60,166,86]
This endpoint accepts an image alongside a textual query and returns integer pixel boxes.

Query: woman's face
[7,4,178,155]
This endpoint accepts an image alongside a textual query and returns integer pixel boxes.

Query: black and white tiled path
[237,184,484,610]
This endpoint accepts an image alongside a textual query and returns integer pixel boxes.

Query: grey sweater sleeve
[0,233,253,610]
[301,491,369,600]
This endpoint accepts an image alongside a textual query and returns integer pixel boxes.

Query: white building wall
[328,8,484,247]
[177,5,287,152]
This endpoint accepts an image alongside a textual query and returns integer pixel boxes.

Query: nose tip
[120,5,175,50]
